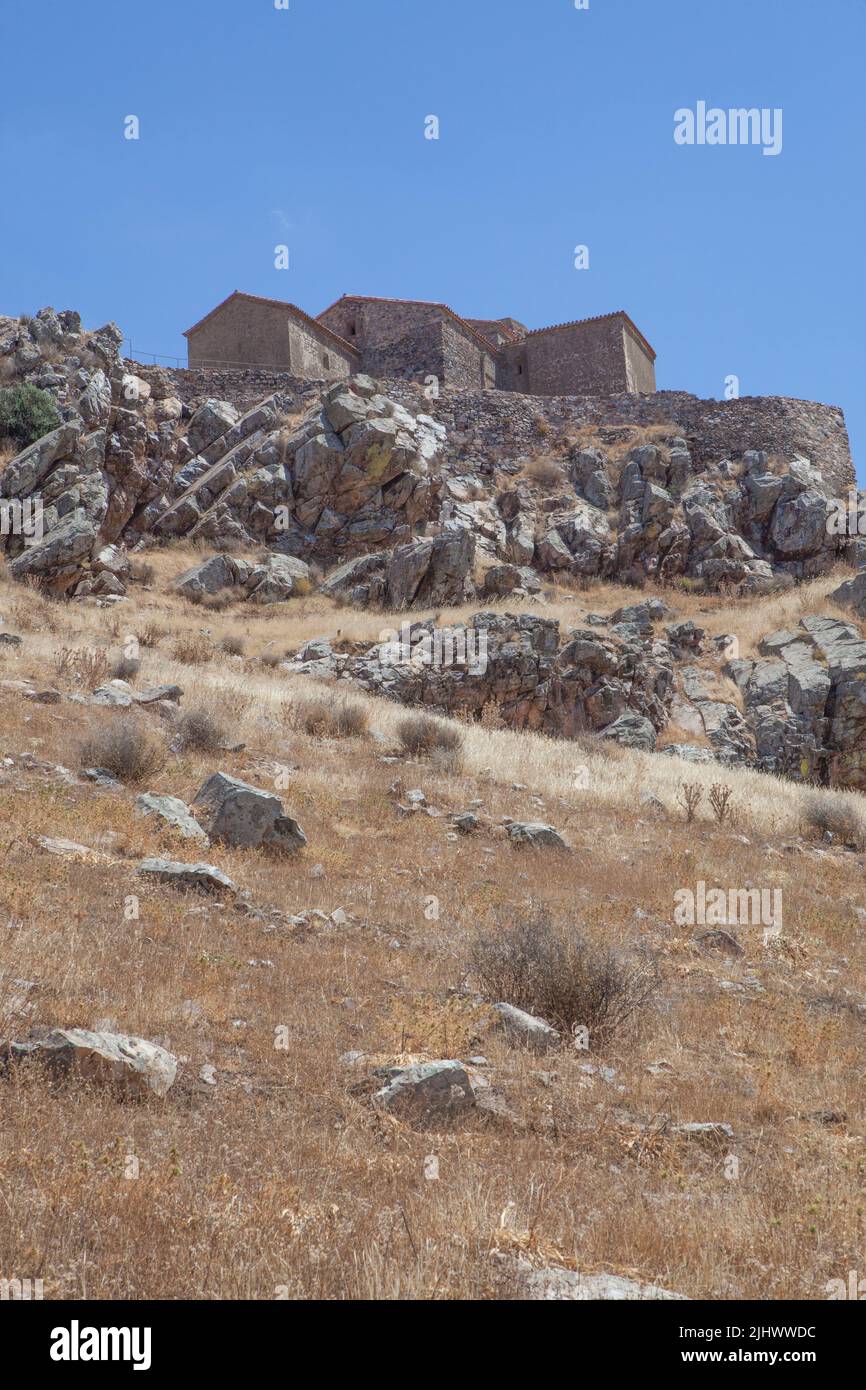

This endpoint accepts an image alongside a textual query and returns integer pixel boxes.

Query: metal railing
[124,341,300,374]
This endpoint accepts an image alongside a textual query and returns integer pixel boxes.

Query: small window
[348,321,357,336]
[323,352,331,370]
[517,364,523,376]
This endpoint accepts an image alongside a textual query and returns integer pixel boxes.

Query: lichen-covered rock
[192,772,307,852]
[0,1027,177,1098]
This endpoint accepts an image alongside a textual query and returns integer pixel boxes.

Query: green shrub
[0,384,61,448]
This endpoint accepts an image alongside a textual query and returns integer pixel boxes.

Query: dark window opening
[323,352,331,369]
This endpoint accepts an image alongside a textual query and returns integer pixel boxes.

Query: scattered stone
[372,1060,477,1117]
[492,1002,560,1051]
[137,858,236,895]
[135,793,209,843]
[507,821,569,849]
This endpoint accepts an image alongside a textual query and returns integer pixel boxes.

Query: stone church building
[183,291,657,396]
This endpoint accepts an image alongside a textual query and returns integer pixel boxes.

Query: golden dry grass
[0,565,865,1300]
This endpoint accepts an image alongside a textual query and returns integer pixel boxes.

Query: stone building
[184,290,656,396]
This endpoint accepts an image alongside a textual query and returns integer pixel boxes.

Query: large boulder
[386,527,475,608]
[192,772,307,852]
[0,1027,177,1098]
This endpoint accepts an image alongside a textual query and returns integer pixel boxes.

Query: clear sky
[2,0,864,472]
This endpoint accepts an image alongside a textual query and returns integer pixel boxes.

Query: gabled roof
[184,291,361,356]
[525,310,656,362]
[317,294,500,357]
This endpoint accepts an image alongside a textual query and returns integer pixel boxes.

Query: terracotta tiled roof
[184,292,361,356]
[316,294,500,357]
[525,310,656,361]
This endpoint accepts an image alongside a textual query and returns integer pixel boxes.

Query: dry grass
[0,564,865,1300]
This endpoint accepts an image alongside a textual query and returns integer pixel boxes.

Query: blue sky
[2,0,864,471]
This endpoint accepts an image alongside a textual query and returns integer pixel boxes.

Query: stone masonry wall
[287,316,355,381]
[127,360,854,497]
[187,297,292,369]
[386,383,854,495]
[518,315,655,396]
[623,324,658,393]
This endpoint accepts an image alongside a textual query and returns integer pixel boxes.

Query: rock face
[173,552,311,604]
[1,1027,177,1098]
[191,772,307,852]
[282,603,866,791]
[289,609,677,743]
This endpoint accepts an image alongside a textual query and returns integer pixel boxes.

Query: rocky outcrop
[0,307,856,605]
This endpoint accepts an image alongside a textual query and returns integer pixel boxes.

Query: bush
[468,911,659,1043]
[170,633,212,665]
[0,384,61,448]
[294,694,369,739]
[524,456,564,489]
[397,713,463,761]
[803,791,866,849]
[259,650,282,669]
[221,633,245,657]
[79,717,166,785]
[110,654,141,681]
[175,707,226,753]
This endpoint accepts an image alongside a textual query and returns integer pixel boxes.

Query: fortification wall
[520,317,635,395]
[386,383,855,495]
[126,360,854,497]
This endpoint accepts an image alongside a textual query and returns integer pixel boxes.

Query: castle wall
[319,300,496,390]
[384,383,854,496]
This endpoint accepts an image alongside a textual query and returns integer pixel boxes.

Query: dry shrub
[110,654,141,681]
[803,791,866,849]
[129,560,155,586]
[137,623,166,649]
[193,588,235,612]
[524,456,564,488]
[175,707,226,753]
[468,911,659,1043]
[259,650,282,669]
[54,645,110,689]
[170,633,213,665]
[79,716,166,785]
[397,713,463,761]
[221,633,245,657]
[292,693,369,739]
[708,782,735,825]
